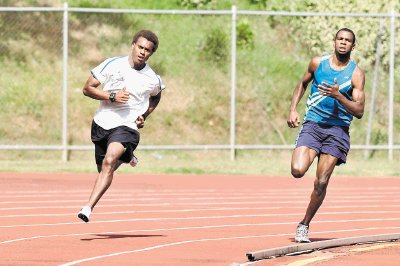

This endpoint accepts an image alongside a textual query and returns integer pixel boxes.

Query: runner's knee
[102,154,118,170]
[291,166,306,178]
[314,178,329,195]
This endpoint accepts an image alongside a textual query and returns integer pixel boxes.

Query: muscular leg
[97,160,123,173]
[86,142,126,209]
[300,153,337,226]
[291,146,318,178]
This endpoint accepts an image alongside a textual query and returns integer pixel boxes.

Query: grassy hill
[0,0,399,175]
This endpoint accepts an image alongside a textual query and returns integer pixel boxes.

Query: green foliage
[73,0,112,8]
[236,19,255,49]
[67,0,182,9]
[246,0,267,8]
[260,0,400,70]
[200,28,229,65]
[247,0,265,3]
[179,0,213,9]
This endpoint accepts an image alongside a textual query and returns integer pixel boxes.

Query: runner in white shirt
[78,30,165,223]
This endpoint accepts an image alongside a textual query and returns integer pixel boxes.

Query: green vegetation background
[1,0,399,176]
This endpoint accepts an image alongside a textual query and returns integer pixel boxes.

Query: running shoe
[129,154,138,167]
[78,206,91,223]
[295,223,311,243]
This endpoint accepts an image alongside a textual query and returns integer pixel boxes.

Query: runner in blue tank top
[287,28,366,243]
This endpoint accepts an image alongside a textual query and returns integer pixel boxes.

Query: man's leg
[291,146,318,178]
[78,142,125,222]
[295,154,337,242]
[87,142,125,208]
[301,153,337,225]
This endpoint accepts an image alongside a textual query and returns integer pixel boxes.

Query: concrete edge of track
[246,233,400,261]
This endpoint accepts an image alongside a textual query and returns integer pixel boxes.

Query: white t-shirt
[91,55,165,130]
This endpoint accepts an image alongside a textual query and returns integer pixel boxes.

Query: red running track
[0,173,399,265]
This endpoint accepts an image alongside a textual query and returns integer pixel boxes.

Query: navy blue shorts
[91,120,140,165]
[295,121,350,165]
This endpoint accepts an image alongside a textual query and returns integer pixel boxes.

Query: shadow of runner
[81,234,165,241]
[289,237,335,242]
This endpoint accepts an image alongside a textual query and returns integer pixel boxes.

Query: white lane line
[2,189,220,194]
[0,201,400,211]
[3,186,400,194]
[1,194,400,204]
[0,198,135,204]
[0,203,174,211]
[0,193,133,199]
[178,199,400,206]
[0,200,398,211]
[2,218,399,246]
[0,205,400,218]
[0,213,301,228]
[0,189,398,198]
[1,213,400,229]
[1,205,400,218]
[1,222,296,244]
[1,198,399,209]
[0,206,285,218]
[58,226,400,266]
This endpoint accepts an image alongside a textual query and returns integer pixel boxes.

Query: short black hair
[132,30,159,52]
[335,28,356,44]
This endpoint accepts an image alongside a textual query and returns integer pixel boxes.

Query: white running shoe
[129,154,138,167]
[78,206,91,223]
[295,223,311,243]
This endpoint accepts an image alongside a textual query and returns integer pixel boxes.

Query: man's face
[131,36,155,65]
[334,30,355,55]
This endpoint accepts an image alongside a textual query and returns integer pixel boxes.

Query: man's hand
[115,87,130,103]
[287,110,301,128]
[135,115,145,128]
[317,78,340,98]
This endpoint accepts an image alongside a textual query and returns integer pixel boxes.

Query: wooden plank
[246,233,400,261]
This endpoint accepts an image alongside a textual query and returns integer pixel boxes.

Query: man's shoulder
[354,64,364,75]
[312,54,330,64]
[96,55,127,70]
[142,64,161,79]
[352,65,365,83]
[143,64,157,74]
[308,55,325,72]
[142,65,165,91]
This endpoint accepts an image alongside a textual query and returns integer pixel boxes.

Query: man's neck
[334,52,351,66]
[128,55,146,70]
[331,52,351,70]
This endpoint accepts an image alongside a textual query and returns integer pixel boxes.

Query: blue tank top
[304,55,357,127]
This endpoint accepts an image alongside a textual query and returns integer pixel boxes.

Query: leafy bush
[236,19,254,49]
[260,0,400,70]
[179,0,213,9]
[200,28,229,65]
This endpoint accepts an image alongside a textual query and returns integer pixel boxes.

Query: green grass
[1,150,399,177]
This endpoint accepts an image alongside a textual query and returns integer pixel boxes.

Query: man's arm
[287,57,320,128]
[143,92,161,119]
[135,92,162,128]
[318,66,365,119]
[82,75,129,103]
[342,67,365,119]
[82,75,108,100]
